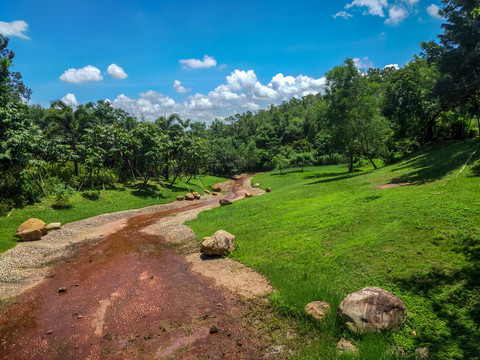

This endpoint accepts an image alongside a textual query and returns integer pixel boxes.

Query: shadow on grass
[392,239,480,358]
[306,170,372,185]
[390,140,480,184]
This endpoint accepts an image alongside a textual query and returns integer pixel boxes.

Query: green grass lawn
[0,175,226,253]
[187,140,480,360]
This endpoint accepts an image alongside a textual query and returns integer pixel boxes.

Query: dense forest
[1,0,479,215]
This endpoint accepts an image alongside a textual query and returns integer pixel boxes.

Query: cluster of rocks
[305,287,408,355]
[177,190,220,202]
[14,218,61,241]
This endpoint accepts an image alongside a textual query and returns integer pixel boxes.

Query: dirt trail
[0,175,275,359]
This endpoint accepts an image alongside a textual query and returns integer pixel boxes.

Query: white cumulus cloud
[60,93,79,107]
[179,55,217,69]
[60,65,103,83]
[353,57,374,69]
[0,20,29,39]
[334,11,353,19]
[173,80,191,93]
[385,6,409,24]
[346,0,389,17]
[111,69,326,123]
[427,4,443,19]
[384,64,399,70]
[107,64,128,79]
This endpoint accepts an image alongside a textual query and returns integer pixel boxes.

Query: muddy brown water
[0,177,267,359]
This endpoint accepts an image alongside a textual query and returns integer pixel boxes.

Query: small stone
[185,193,195,201]
[192,192,201,199]
[46,330,53,335]
[211,184,222,192]
[252,183,260,187]
[204,190,211,195]
[212,192,218,196]
[305,301,331,322]
[217,303,223,307]
[337,338,357,354]
[77,315,83,319]
[219,199,232,206]
[75,283,79,287]
[58,287,67,293]
[74,345,79,349]
[150,275,154,279]
[265,187,271,192]
[46,222,61,231]
[209,326,218,334]
[176,196,184,201]
[104,332,113,340]
[244,192,253,197]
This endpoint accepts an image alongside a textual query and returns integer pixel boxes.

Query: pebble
[210,326,218,334]
[46,330,53,335]
[58,287,67,293]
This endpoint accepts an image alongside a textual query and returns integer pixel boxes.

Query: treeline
[1,0,478,213]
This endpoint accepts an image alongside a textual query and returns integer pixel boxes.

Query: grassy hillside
[0,175,226,253]
[188,140,480,359]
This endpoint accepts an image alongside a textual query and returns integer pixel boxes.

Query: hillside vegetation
[188,140,480,359]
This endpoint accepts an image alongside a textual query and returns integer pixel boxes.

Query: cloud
[60,93,79,107]
[179,55,217,69]
[60,65,103,83]
[107,64,128,79]
[353,57,374,69]
[404,0,419,4]
[334,11,353,19]
[346,0,388,17]
[385,6,409,24]
[0,20,29,39]
[111,69,326,123]
[427,4,442,19]
[384,64,399,70]
[173,80,191,93]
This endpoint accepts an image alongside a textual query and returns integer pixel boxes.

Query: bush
[52,183,74,208]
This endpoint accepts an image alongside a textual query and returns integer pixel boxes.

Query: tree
[272,154,290,174]
[326,59,388,172]
[422,0,480,133]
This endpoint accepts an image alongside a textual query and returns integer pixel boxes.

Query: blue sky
[1,0,444,123]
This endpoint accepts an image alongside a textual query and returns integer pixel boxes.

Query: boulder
[192,192,201,199]
[265,187,271,193]
[252,183,260,187]
[337,287,406,333]
[185,193,195,201]
[201,230,236,256]
[211,184,222,192]
[46,222,61,231]
[219,199,232,206]
[212,192,218,196]
[14,218,47,241]
[203,190,211,195]
[305,301,331,322]
[337,339,358,354]
[177,196,184,201]
[244,192,253,198]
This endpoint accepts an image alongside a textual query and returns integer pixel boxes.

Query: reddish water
[0,176,265,359]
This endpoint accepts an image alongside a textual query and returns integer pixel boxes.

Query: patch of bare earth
[0,175,299,359]
[377,182,412,189]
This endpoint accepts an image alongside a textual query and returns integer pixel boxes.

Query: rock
[46,222,61,231]
[212,192,218,196]
[14,218,47,241]
[414,347,429,359]
[305,301,331,322]
[219,199,232,206]
[14,228,43,241]
[252,183,260,187]
[204,190,211,195]
[209,326,218,334]
[265,187,271,192]
[337,287,406,333]
[58,287,67,293]
[201,230,236,256]
[185,193,195,201]
[192,192,201,199]
[337,339,357,354]
[211,184,222,192]
[46,329,53,335]
[177,196,184,201]
[244,192,253,197]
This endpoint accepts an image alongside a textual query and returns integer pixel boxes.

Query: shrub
[52,183,74,208]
